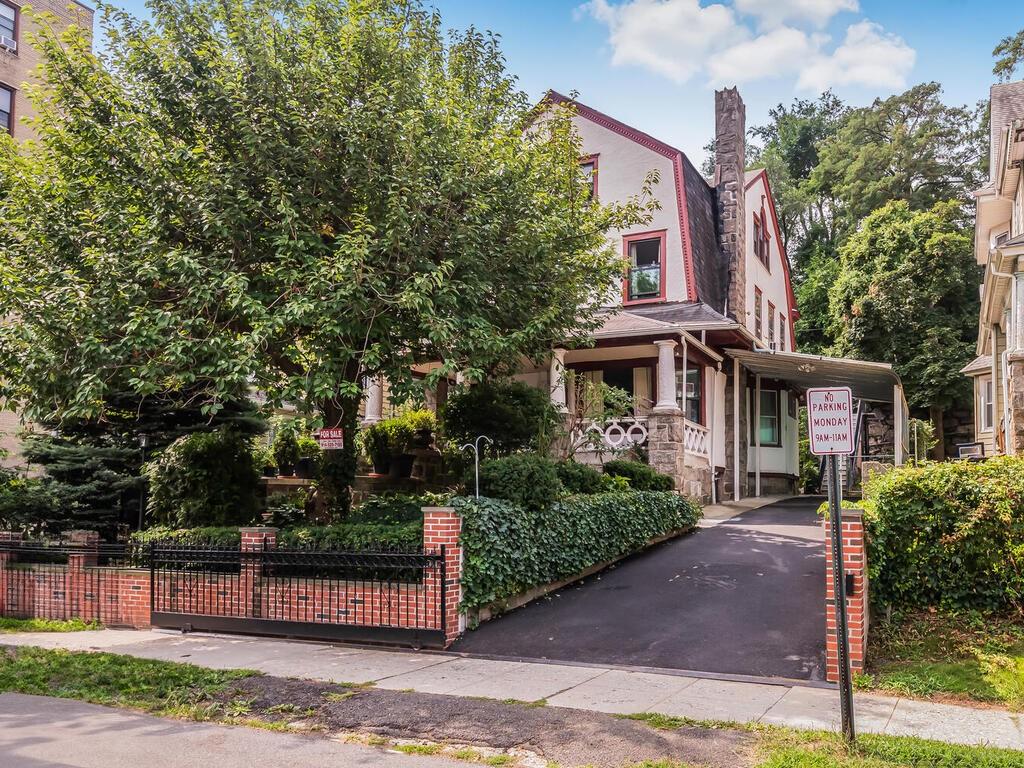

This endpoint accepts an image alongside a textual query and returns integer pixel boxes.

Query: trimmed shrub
[555,460,607,495]
[474,454,562,510]
[602,459,674,491]
[145,430,261,528]
[861,457,1024,612]
[442,380,557,455]
[456,491,701,611]
[277,521,422,551]
[348,492,451,525]
[131,525,241,547]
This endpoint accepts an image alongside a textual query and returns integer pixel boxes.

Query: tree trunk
[318,394,360,519]
[929,404,945,461]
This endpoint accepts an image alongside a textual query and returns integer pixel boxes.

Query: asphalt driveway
[453,496,827,681]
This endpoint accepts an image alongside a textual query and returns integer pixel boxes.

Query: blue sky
[105,0,1020,165]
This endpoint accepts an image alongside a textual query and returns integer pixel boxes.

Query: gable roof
[545,90,730,311]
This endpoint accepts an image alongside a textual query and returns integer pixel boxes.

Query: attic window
[623,230,665,303]
[580,155,598,199]
[754,209,770,268]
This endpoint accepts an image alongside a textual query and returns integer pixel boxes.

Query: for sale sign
[806,387,854,456]
[316,428,345,451]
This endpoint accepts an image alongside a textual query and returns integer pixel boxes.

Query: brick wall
[824,509,868,683]
[0,0,93,142]
[0,506,465,645]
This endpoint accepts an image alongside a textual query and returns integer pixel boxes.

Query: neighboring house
[0,0,94,471]
[964,79,1024,458]
[362,88,909,502]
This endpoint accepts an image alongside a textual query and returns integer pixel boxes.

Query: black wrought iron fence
[149,543,447,647]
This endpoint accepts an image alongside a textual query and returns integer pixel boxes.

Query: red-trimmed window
[754,208,770,268]
[0,1,17,53]
[767,301,776,348]
[0,84,12,135]
[623,230,666,304]
[580,154,598,200]
[779,316,787,352]
[754,287,763,339]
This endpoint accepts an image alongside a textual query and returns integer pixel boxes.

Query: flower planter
[389,453,415,479]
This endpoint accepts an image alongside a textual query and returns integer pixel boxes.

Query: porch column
[754,374,762,497]
[653,340,680,413]
[362,376,384,425]
[1015,268,1024,353]
[732,357,742,501]
[550,348,568,412]
[893,386,905,466]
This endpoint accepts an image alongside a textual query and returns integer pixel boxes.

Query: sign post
[806,386,856,743]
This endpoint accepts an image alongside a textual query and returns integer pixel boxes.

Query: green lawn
[1,646,1021,767]
[0,617,102,634]
[858,610,1024,710]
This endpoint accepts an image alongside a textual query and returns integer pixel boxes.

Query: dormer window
[623,230,665,303]
[0,1,17,52]
[580,154,598,199]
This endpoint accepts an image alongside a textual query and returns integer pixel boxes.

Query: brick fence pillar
[422,507,463,646]
[0,532,22,615]
[240,527,276,619]
[824,509,868,683]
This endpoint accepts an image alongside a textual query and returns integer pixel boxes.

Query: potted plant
[363,422,392,475]
[273,428,300,477]
[294,434,322,479]
[385,418,416,479]
[405,409,437,448]
[253,443,277,477]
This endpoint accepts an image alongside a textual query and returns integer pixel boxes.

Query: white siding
[744,175,793,350]
[571,115,689,305]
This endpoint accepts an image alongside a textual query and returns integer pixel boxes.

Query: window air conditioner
[0,37,16,52]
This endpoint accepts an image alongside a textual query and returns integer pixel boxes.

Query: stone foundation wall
[647,411,712,503]
[747,474,797,496]
[1009,355,1024,455]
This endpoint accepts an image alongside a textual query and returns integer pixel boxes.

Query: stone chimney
[715,87,746,322]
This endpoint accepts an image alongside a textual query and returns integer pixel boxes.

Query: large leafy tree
[809,83,986,228]
[0,0,650,514]
[994,28,1024,82]
[828,200,980,448]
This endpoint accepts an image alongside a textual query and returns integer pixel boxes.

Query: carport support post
[827,455,856,742]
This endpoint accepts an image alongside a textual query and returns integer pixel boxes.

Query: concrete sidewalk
[5,629,1024,751]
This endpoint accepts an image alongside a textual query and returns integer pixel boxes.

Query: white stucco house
[361,88,909,502]
[964,79,1024,457]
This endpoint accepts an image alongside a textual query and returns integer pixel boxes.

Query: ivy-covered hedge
[455,491,701,611]
[856,457,1024,612]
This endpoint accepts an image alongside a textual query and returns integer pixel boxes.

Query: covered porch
[726,348,909,499]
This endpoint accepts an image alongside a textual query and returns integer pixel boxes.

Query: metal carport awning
[725,349,910,497]
[726,348,903,403]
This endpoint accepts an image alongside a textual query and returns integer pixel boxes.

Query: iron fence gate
[149,544,447,648]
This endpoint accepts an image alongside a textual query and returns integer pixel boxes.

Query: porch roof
[726,348,903,403]
[961,354,993,376]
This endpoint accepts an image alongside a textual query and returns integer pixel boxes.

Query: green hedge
[857,457,1024,612]
[277,521,422,550]
[133,521,423,551]
[455,491,701,611]
[602,459,675,491]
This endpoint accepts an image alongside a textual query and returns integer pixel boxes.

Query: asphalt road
[454,496,827,680]
[0,693,467,768]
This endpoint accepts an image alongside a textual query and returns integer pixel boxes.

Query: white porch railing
[573,417,649,452]
[683,419,709,458]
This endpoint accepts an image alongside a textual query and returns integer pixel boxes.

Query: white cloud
[707,27,823,85]
[733,0,858,29]
[796,20,916,91]
[583,0,741,83]
[582,1,916,93]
